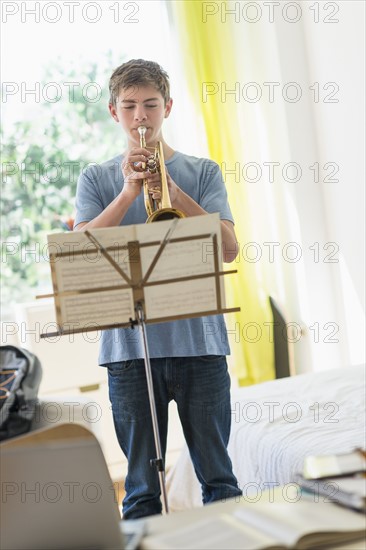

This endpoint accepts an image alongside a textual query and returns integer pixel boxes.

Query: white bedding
[166,365,366,511]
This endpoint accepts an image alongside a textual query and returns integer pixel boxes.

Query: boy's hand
[130,164,181,205]
[121,147,152,199]
[122,150,181,205]
[144,169,180,203]
[166,171,180,203]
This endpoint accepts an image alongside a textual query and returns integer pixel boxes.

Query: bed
[166,364,365,511]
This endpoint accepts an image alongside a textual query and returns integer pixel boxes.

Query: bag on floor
[0,345,42,441]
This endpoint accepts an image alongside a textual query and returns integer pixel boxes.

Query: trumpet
[138,126,185,223]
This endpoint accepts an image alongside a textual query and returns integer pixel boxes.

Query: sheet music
[145,278,218,319]
[48,226,134,259]
[59,290,134,328]
[53,253,130,291]
[140,240,214,281]
[137,215,226,319]
[48,227,135,328]
[46,214,230,330]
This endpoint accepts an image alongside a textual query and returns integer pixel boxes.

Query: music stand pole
[135,302,169,515]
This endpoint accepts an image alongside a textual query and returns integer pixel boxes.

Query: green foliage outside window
[1,54,124,310]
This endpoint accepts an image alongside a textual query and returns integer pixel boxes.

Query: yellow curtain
[169,1,275,385]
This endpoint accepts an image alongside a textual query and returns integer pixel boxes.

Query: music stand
[38,214,240,514]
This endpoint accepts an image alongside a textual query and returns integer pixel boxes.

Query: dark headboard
[269,297,291,379]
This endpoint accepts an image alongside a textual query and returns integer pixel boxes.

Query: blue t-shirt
[74,151,234,365]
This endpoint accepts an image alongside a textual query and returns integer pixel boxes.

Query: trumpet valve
[146,156,157,173]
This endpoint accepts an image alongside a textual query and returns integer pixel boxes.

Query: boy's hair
[109,59,170,106]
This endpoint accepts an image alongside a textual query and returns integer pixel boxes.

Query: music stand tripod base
[134,302,169,515]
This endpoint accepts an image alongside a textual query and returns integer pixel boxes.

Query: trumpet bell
[138,126,186,223]
[146,208,185,223]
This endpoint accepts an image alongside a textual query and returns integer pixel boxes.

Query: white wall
[252,1,366,371]
[302,0,365,365]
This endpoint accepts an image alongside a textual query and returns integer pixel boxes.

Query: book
[303,449,366,480]
[294,473,366,513]
[141,499,366,550]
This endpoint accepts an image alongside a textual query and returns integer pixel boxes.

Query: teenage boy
[74,59,242,519]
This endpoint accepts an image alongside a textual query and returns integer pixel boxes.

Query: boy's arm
[76,179,238,263]
[172,185,238,263]
[74,188,136,231]
[74,147,152,232]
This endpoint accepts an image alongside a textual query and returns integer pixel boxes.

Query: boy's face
[109,84,172,146]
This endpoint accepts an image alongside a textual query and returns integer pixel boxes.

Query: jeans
[107,355,242,519]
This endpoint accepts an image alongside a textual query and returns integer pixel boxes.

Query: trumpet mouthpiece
[138,126,147,137]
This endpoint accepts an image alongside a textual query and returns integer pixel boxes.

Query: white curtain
[166,0,365,374]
